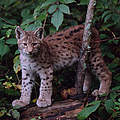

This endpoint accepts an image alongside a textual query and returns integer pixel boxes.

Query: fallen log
[20,99,83,120]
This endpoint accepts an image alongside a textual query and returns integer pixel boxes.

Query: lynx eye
[23,43,27,46]
[32,43,37,46]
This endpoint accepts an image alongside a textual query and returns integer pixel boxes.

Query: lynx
[12,25,112,107]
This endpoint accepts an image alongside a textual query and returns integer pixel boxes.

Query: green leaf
[59,4,70,14]
[51,9,63,30]
[31,118,36,120]
[108,63,118,69]
[1,45,10,58]
[114,107,120,111]
[38,116,41,119]
[0,79,5,82]
[110,92,118,99]
[13,55,21,74]
[21,18,35,26]
[0,40,10,59]
[0,65,7,70]
[113,0,118,4]
[25,23,41,31]
[104,14,112,23]
[3,24,16,29]
[112,111,118,118]
[7,19,17,25]
[0,37,5,41]
[13,105,22,110]
[6,38,17,45]
[15,50,20,55]
[88,100,101,106]
[77,101,101,120]
[112,86,120,91]
[101,10,112,19]
[79,0,89,5]
[49,26,57,34]
[113,40,119,45]
[112,14,120,24]
[113,75,120,81]
[35,11,47,21]
[59,0,75,4]
[41,0,57,9]
[12,110,20,120]
[48,5,57,14]
[118,98,120,102]
[33,6,41,18]
[106,52,115,59]
[105,99,114,114]
[21,9,30,18]
[115,102,120,106]
[96,1,104,8]
[2,0,16,7]
[0,109,7,117]
[6,29,12,38]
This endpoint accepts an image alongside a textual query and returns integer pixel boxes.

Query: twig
[16,73,20,84]
[42,14,48,35]
[96,37,120,43]
[0,16,16,26]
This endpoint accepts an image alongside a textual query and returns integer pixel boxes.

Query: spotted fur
[12,25,112,107]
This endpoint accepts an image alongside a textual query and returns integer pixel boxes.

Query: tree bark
[20,99,82,120]
[76,0,96,94]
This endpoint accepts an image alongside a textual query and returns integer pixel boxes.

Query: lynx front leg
[12,70,35,107]
[37,66,53,107]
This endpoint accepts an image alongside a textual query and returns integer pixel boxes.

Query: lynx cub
[12,25,112,107]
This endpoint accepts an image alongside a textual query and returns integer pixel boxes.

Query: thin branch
[95,37,120,43]
[42,13,48,34]
[0,16,16,26]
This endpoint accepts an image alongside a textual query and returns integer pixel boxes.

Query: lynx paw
[92,89,109,96]
[12,99,29,107]
[36,98,51,107]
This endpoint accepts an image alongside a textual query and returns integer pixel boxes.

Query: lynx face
[16,27,44,55]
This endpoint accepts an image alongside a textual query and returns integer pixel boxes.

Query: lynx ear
[15,26,25,40]
[34,27,44,40]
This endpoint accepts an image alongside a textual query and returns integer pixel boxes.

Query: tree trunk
[76,0,96,94]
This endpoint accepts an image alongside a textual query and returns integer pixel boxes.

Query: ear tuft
[34,27,44,39]
[15,26,25,40]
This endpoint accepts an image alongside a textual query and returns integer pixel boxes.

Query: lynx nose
[28,46,33,53]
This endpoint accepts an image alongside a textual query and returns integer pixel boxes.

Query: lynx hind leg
[75,69,91,94]
[90,53,112,96]
[83,71,91,94]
